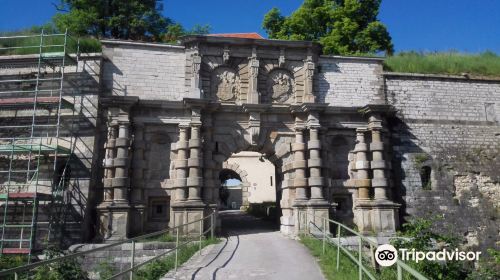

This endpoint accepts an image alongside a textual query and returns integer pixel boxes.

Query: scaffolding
[0,30,80,258]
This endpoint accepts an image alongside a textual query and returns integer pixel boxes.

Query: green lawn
[300,236,420,280]
[133,237,219,280]
[384,51,500,78]
[300,235,368,280]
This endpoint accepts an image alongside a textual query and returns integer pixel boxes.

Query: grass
[300,235,419,280]
[300,235,366,280]
[384,51,500,78]
[0,30,101,55]
[133,237,219,280]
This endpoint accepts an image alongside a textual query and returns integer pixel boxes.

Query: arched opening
[219,169,243,209]
[217,151,281,232]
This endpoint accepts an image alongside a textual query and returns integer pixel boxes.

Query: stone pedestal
[354,200,399,235]
[307,202,331,235]
[171,203,206,235]
[97,204,131,241]
[293,204,308,235]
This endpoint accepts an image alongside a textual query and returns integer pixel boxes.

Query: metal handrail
[302,212,429,280]
[0,211,216,279]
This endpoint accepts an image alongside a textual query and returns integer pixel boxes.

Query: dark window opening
[420,166,432,190]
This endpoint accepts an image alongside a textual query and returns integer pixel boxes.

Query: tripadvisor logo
[375,244,482,267]
[375,244,398,267]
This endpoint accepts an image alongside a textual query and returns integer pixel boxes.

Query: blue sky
[1,0,499,53]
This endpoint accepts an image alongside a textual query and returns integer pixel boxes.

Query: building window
[149,197,170,222]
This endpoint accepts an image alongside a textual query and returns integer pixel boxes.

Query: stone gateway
[0,34,498,252]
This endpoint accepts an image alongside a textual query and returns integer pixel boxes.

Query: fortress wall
[386,73,500,250]
[101,41,186,100]
[315,56,384,106]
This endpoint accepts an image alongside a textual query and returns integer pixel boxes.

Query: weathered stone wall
[315,56,384,106]
[101,41,186,100]
[386,73,500,250]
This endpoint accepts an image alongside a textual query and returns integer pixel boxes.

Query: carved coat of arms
[212,68,240,101]
[267,70,293,103]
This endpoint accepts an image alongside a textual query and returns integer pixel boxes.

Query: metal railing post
[129,240,135,280]
[175,228,179,272]
[210,212,215,239]
[322,218,326,255]
[358,236,362,280]
[336,225,340,271]
[199,219,202,255]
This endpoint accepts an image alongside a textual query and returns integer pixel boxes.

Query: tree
[52,0,173,41]
[163,24,211,43]
[263,0,393,55]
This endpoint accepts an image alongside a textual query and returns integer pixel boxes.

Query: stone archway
[221,161,251,209]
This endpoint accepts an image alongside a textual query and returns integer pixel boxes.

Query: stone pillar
[187,124,203,202]
[292,126,308,203]
[112,122,131,204]
[303,51,316,103]
[369,115,389,200]
[247,46,259,104]
[292,125,309,235]
[102,123,117,204]
[190,52,202,97]
[308,127,324,201]
[353,129,371,200]
[202,116,215,206]
[305,110,330,233]
[130,123,146,234]
[174,125,189,202]
[97,97,137,241]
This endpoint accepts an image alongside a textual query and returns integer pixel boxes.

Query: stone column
[130,123,146,234]
[303,51,316,103]
[187,124,203,202]
[369,115,389,200]
[190,52,202,97]
[247,46,259,104]
[353,129,371,200]
[174,125,189,202]
[102,123,117,204]
[292,126,308,203]
[202,117,215,205]
[98,97,137,241]
[113,122,131,204]
[308,127,324,201]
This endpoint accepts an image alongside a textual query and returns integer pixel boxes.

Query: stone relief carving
[212,67,240,101]
[267,70,294,103]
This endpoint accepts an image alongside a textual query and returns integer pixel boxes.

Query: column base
[307,200,331,235]
[97,203,131,241]
[354,199,400,235]
[293,205,308,236]
[171,202,206,236]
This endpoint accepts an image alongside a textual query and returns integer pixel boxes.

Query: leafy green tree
[52,0,173,41]
[263,0,393,55]
[164,24,211,43]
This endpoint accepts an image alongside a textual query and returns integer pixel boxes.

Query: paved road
[162,210,325,280]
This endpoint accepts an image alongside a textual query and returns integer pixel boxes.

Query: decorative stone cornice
[359,104,396,116]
